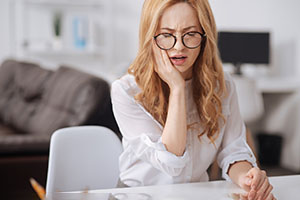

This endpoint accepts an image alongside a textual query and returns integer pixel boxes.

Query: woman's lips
[170,56,187,66]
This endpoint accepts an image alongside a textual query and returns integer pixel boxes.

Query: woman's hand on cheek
[238,167,276,200]
[152,40,184,90]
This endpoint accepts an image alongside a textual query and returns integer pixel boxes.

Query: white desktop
[57,175,300,200]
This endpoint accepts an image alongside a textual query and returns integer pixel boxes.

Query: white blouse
[111,72,257,187]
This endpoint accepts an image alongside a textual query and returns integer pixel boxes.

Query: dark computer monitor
[218,31,270,75]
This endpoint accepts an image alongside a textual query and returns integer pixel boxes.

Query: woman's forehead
[159,2,200,30]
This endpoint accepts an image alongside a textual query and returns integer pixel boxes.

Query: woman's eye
[161,33,172,38]
[187,32,196,36]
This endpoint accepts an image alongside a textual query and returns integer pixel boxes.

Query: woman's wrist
[169,80,185,95]
[228,161,253,186]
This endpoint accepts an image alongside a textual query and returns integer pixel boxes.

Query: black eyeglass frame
[153,31,207,50]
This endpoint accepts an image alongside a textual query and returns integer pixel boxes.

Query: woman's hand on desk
[239,167,276,200]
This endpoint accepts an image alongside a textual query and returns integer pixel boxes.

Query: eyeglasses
[154,31,206,50]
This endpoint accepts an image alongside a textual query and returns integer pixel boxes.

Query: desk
[55,175,300,200]
[256,76,300,93]
[255,76,300,171]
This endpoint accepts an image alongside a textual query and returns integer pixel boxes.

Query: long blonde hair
[128,0,226,143]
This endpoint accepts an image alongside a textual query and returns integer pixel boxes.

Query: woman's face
[156,2,203,80]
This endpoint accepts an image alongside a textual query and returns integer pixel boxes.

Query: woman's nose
[173,37,185,51]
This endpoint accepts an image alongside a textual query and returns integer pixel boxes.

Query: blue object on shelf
[73,17,88,49]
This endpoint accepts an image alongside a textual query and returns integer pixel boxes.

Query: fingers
[240,193,248,200]
[262,185,274,200]
[239,192,276,200]
[246,167,275,200]
[246,168,262,200]
[247,168,264,190]
[264,192,275,200]
[161,48,172,67]
[256,170,267,189]
[248,189,256,200]
[152,38,184,88]
[256,176,270,200]
[152,39,171,67]
[245,176,252,187]
[152,39,170,73]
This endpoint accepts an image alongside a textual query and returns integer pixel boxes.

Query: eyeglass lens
[155,32,203,50]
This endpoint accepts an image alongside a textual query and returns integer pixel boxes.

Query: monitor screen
[218,31,270,65]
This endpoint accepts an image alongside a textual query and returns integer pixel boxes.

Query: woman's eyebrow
[160,26,198,32]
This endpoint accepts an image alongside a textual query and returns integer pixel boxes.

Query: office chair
[45,126,123,199]
[232,75,264,124]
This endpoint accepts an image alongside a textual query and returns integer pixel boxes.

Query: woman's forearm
[162,85,187,156]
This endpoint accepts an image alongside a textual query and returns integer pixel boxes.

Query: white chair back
[45,126,122,198]
[233,75,264,124]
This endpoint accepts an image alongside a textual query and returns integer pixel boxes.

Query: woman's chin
[175,66,193,80]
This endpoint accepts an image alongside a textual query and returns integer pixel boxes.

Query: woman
[111,0,275,199]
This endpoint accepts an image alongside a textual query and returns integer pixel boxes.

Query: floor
[1,156,299,200]
[0,155,48,200]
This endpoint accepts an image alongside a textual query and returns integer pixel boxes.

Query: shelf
[22,47,105,57]
[256,76,300,93]
[12,0,113,65]
[23,0,105,8]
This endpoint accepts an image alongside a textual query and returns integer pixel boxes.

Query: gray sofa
[0,59,120,155]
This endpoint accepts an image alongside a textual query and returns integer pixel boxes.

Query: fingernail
[247,179,251,185]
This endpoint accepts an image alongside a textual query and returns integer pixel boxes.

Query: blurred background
[0,0,299,199]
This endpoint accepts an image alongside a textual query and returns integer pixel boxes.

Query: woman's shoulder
[221,71,237,106]
[223,71,235,93]
[111,73,141,98]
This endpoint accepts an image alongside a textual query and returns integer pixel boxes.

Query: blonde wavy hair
[128,0,227,143]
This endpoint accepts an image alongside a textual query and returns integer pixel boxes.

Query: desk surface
[55,175,300,200]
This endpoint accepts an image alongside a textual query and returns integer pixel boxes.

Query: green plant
[53,11,62,37]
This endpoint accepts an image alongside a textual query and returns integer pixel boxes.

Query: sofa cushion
[0,60,52,132]
[0,59,120,155]
[15,61,52,101]
[0,124,50,154]
[26,66,111,135]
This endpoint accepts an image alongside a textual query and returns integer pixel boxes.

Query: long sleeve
[111,77,190,177]
[217,74,257,181]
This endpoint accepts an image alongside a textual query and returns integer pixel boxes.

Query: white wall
[111,0,143,75]
[209,0,300,171]
[1,0,300,79]
[0,0,144,82]
[112,0,143,63]
[0,0,12,61]
[210,0,300,77]
[0,0,299,171]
